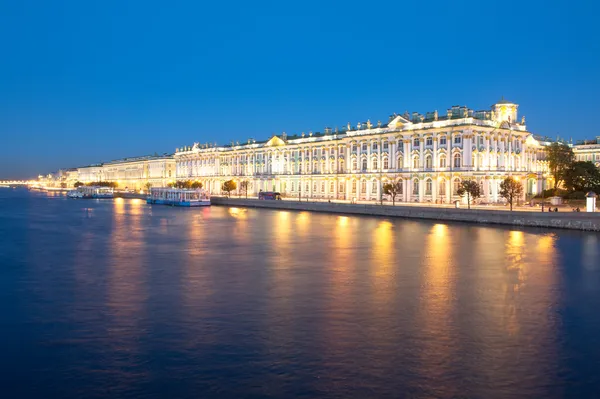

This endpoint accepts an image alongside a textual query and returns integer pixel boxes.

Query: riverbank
[211,197,600,231]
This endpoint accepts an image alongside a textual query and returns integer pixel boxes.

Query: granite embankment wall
[211,197,600,232]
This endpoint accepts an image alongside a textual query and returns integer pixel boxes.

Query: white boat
[147,187,210,207]
[68,186,114,199]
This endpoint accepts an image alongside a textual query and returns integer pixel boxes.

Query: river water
[1,188,600,398]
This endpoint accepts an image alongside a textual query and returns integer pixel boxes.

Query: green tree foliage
[168,180,203,189]
[563,161,600,193]
[239,180,250,198]
[86,181,117,188]
[145,182,152,190]
[499,177,524,211]
[74,181,84,187]
[456,180,482,209]
[222,180,237,197]
[382,181,402,206]
[546,142,575,191]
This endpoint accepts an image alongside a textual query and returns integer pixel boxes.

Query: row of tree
[383,177,524,210]
[547,142,600,194]
[221,180,251,198]
[74,181,118,188]
[167,180,203,189]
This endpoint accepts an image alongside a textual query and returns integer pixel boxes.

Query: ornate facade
[175,99,550,203]
[77,155,175,190]
[574,137,600,167]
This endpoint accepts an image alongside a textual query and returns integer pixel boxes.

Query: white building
[574,137,600,167]
[77,155,175,190]
[175,99,550,203]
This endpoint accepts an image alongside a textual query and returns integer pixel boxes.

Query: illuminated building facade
[574,137,600,167]
[175,99,550,203]
[77,155,175,190]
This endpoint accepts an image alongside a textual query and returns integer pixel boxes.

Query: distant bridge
[0,180,37,186]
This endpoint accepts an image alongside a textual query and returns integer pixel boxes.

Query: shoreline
[210,197,600,232]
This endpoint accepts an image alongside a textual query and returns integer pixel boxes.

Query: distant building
[573,137,600,167]
[76,154,175,190]
[174,99,550,203]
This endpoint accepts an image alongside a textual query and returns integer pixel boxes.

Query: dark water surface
[1,188,600,398]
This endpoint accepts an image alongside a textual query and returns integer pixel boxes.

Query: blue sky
[1,0,599,178]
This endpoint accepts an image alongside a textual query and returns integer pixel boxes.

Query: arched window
[321,182,325,192]
[413,157,419,169]
[372,179,377,193]
[362,159,367,171]
[439,155,447,168]
[425,155,432,169]
[453,179,461,195]
[373,158,378,170]
[339,182,345,192]
[352,159,357,170]
[330,181,334,192]
[397,156,403,168]
[361,180,367,193]
[306,182,310,191]
[413,179,419,195]
[330,161,335,172]
[426,179,432,195]
[453,154,461,168]
[383,157,389,169]
[291,182,295,191]
[439,179,446,196]
[352,180,357,193]
[340,160,344,172]
[397,180,403,194]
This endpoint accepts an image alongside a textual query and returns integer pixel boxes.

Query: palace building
[75,154,175,190]
[573,137,600,167]
[174,99,551,203]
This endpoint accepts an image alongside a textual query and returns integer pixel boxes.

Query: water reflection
[107,198,147,379]
[582,235,600,271]
[7,189,600,398]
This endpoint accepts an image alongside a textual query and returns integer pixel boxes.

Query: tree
[239,180,250,198]
[382,181,402,206]
[222,180,237,197]
[60,182,67,188]
[190,181,203,189]
[456,180,481,209]
[563,161,600,193]
[546,142,575,192]
[144,182,152,191]
[74,181,84,188]
[499,177,524,211]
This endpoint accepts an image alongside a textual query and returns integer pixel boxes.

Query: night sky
[1,0,599,178]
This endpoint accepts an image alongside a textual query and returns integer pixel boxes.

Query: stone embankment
[211,197,600,232]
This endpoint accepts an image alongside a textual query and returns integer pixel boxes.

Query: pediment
[387,115,411,129]
[265,136,286,147]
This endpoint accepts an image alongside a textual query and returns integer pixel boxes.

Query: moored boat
[68,186,114,199]
[147,187,210,207]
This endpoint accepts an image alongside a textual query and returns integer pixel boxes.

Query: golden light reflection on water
[295,211,310,236]
[228,207,247,219]
[372,220,394,278]
[182,208,213,349]
[417,223,456,387]
[108,198,147,351]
